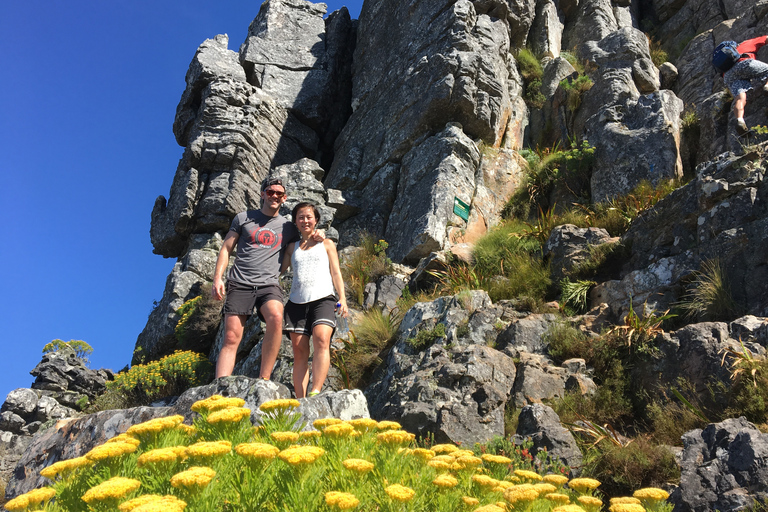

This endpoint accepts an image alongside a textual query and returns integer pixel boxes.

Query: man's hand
[212,278,226,301]
[310,229,326,242]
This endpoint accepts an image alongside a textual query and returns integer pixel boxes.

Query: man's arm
[212,231,239,301]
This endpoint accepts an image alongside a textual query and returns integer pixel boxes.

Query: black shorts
[223,281,283,318]
[283,295,337,336]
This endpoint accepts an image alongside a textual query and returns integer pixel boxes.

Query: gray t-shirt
[227,210,299,287]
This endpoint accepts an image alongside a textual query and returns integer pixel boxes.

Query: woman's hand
[336,301,349,318]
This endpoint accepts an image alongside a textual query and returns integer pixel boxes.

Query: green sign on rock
[453,196,470,221]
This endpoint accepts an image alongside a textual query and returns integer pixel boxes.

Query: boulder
[544,224,616,280]
[29,346,107,399]
[496,313,560,356]
[363,275,407,314]
[671,417,768,512]
[515,403,583,474]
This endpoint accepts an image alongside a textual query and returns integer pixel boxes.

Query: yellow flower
[553,506,588,512]
[377,420,402,430]
[177,424,196,436]
[324,422,356,438]
[131,495,188,512]
[455,455,483,469]
[608,505,645,512]
[428,460,452,471]
[473,505,505,512]
[137,447,183,467]
[633,487,670,501]
[610,497,642,505]
[342,458,375,473]
[578,495,603,507]
[412,448,436,461]
[568,478,601,493]
[186,440,232,458]
[472,474,500,488]
[533,483,558,496]
[514,469,543,482]
[207,407,251,424]
[236,442,280,460]
[376,430,415,445]
[82,477,142,503]
[503,484,539,505]
[431,454,457,463]
[482,454,512,465]
[127,415,184,436]
[494,480,514,492]
[433,474,459,488]
[299,430,322,440]
[348,417,379,432]
[431,443,459,454]
[314,418,343,429]
[85,442,138,462]
[39,457,92,479]
[4,487,56,511]
[259,398,300,412]
[546,493,572,504]
[170,466,216,489]
[453,449,475,457]
[118,494,164,511]
[462,496,480,506]
[385,484,415,502]
[278,445,325,465]
[191,395,245,413]
[270,431,300,443]
[324,491,360,510]
[105,434,141,447]
[543,474,569,487]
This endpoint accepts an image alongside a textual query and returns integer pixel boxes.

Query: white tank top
[288,241,335,304]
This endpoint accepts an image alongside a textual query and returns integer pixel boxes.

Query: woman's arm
[325,239,348,317]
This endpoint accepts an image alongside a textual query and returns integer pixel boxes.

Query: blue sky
[0,0,363,403]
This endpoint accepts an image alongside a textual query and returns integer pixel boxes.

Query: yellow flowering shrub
[412,448,436,461]
[533,482,558,496]
[543,474,569,487]
[347,417,379,432]
[578,495,604,508]
[376,420,402,430]
[428,459,452,471]
[137,447,184,467]
[385,484,416,502]
[473,505,505,512]
[462,495,480,505]
[270,431,300,443]
[514,469,543,482]
[323,422,356,438]
[4,487,56,511]
[117,494,165,511]
[126,415,185,437]
[278,445,325,465]
[609,504,646,512]
[170,466,216,489]
[39,456,92,479]
[235,442,280,460]
[553,505,589,512]
[633,487,670,501]
[314,418,343,429]
[325,491,360,510]
[377,429,415,446]
[610,497,643,505]
[206,407,251,424]
[568,477,602,493]
[259,398,300,412]
[432,443,459,454]
[482,454,512,465]
[342,458,375,473]
[546,493,572,504]
[433,474,459,488]
[85,441,138,462]
[82,477,142,504]
[132,496,187,512]
[185,440,231,458]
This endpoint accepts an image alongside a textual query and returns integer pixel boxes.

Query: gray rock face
[496,313,560,356]
[515,403,583,474]
[671,417,768,512]
[605,144,768,319]
[363,275,407,313]
[385,124,480,264]
[30,346,108,399]
[545,225,616,281]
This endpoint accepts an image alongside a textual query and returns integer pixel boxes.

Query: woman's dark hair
[292,202,321,224]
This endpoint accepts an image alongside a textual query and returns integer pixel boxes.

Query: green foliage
[406,323,446,351]
[75,395,89,411]
[106,351,214,406]
[607,299,675,356]
[648,37,669,67]
[680,109,699,133]
[723,345,768,424]
[43,339,93,363]
[560,279,596,314]
[516,48,546,109]
[174,296,202,341]
[677,258,740,321]
[560,50,585,74]
[332,308,401,390]
[580,436,680,498]
[474,436,569,477]
[341,234,393,306]
[585,179,679,236]
[559,74,594,112]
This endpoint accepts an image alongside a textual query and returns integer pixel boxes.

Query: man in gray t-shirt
[212,178,316,380]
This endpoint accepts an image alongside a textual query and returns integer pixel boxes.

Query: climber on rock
[714,35,768,135]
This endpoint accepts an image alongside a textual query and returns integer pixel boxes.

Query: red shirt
[737,35,768,62]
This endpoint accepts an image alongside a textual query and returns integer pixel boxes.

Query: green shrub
[42,339,93,363]
[544,321,590,364]
[723,346,768,425]
[587,179,679,236]
[648,37,669,67]
[107,350,213,406]
[407,323,446,350]
[333,308,401,390]
[559,74,594,112]
[341,234,393,306]
[516,49,546,109]
[581,436,680,498]
[677,258,740,321]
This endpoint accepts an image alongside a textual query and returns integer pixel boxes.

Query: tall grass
[677,259,740,321]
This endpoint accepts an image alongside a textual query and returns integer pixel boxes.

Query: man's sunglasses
[264,189,285,198]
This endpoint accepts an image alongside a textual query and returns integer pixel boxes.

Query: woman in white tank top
[281,202,348,398]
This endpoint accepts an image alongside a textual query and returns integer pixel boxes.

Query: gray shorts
[223,281,283,318]
[724,59,768,96]
[284,296,337,336]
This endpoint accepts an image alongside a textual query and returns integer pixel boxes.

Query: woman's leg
[291,333,311,398]
[309,324,333,395]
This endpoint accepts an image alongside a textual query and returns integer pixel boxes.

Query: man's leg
[216,314,247,378]
[259,300,284,379]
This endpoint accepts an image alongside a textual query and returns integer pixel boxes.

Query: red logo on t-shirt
[252,228,281,249]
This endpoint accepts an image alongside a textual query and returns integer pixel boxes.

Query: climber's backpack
[712,40,741,74]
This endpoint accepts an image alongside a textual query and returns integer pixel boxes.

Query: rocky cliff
[4,0,768,509]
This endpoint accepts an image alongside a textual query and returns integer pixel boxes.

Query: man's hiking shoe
[736,118,749,135]
[308,391,320,397]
